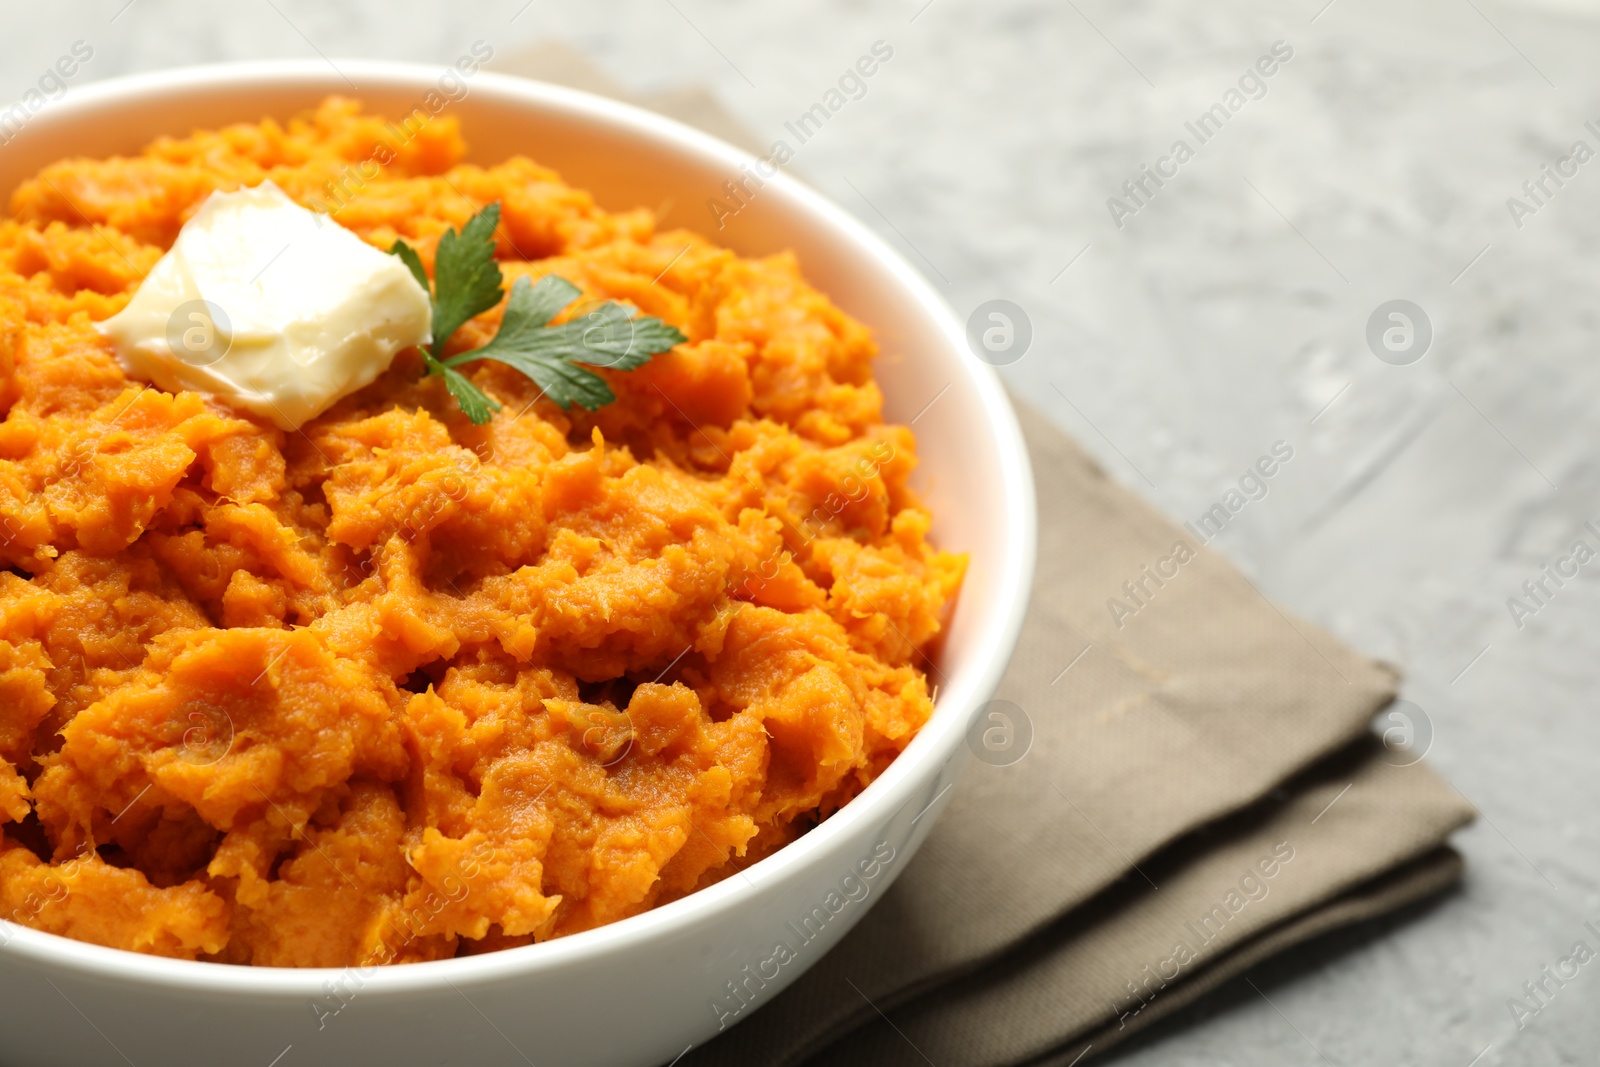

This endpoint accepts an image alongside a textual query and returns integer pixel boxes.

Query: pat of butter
[98,181,432,431]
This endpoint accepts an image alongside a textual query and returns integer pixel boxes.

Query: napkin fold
[494,44,1476,1067]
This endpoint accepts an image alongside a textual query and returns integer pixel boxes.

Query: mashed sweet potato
[0,98,963,966]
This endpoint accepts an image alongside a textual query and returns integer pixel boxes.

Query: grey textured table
[5,1,1599,1064]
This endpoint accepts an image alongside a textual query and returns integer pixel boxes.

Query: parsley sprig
[390,203,685,425]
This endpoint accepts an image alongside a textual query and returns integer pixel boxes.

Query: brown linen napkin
[492,44,1476,1066]
[800,745,1470,1066]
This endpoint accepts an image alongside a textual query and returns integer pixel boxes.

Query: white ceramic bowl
[0,60,1035,1067]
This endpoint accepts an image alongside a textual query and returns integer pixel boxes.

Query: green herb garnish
[391,203,686,425]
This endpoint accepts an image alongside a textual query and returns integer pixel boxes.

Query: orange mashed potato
[0,99,963,966]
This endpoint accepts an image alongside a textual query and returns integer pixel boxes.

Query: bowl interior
[0,61,1035,988]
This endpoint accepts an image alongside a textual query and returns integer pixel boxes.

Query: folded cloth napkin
[496,44,1476,1067]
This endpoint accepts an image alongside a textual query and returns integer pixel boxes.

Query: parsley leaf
[390,240,430,296]
[429,355,501,424]
[427,202,505,357]
[390,203,685,424]
[444,275,687,412]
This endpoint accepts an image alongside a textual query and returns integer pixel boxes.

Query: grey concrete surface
[3,1,1598,1064]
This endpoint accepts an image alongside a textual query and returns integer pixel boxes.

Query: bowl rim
[0,58,1037,997]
